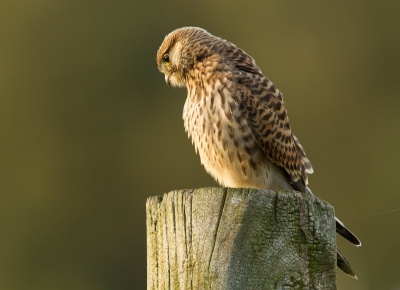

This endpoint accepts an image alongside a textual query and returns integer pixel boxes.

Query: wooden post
[146,188,337,290]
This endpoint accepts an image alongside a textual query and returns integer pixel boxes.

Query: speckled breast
[182,79,288,190]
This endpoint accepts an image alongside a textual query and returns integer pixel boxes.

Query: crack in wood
[207,188,228,276]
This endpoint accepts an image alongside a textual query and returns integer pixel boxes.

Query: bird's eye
[163,54,170,65]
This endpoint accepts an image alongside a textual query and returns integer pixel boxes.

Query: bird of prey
[156,27,361,278]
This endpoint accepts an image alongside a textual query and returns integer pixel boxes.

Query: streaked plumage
[157,27,361,278]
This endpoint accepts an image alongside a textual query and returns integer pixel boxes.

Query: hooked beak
[165,74,171,86]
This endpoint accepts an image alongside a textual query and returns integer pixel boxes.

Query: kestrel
[157,27,361,278]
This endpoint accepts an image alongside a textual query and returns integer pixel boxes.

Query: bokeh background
[1,0,399,289]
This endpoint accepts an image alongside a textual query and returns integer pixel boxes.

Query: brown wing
[219,40,313,189]
[243,78,312,186]
[235,66,313,188]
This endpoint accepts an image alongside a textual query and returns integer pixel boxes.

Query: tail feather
[336,217,362,246]
[337,248,357,279]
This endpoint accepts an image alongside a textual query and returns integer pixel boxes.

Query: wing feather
[235,69,313,188]
[220,40,313,189]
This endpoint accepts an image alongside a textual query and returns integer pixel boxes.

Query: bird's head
[156,27,215,88]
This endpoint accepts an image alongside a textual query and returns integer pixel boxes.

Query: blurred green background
[1,0,399,289]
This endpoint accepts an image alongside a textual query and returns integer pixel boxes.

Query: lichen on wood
[147,188,337,290]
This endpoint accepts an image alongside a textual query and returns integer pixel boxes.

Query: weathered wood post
[146,188,337,290]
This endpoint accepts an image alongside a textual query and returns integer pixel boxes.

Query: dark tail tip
[337,248,357,279]
[336,218,361,246]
